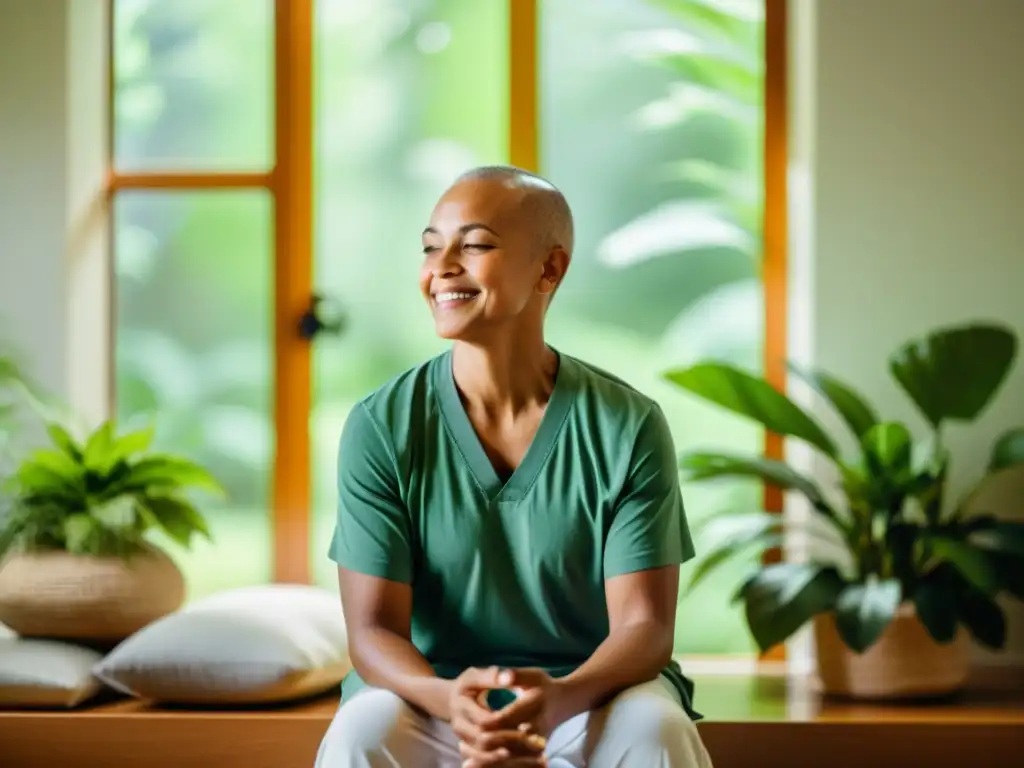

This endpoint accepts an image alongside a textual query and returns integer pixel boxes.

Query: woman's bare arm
[339,567,453,719]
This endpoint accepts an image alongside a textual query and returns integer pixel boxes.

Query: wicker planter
[0,546,185,642]
[814,603,970,700]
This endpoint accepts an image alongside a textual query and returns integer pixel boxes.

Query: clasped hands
[449,666,565,768]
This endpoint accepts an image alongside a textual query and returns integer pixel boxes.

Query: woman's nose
[433,245,464,277]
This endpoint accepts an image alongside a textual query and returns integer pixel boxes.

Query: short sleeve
[603,403,694,579]
[328,402,413,583]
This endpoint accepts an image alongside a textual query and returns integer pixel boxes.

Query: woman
[316,166,712,768]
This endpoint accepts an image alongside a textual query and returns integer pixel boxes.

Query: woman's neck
[451,332,558,418]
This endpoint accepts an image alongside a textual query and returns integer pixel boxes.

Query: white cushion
[93,584,350,704]
[0,638,103,707]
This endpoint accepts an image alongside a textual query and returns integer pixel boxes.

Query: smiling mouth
[433,291,479,307]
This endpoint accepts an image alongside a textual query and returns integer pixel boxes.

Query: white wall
[791,0,1024,667]
[0,0,108,423]
[0,0,71,393]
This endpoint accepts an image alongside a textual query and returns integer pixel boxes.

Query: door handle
[297,293,345,340]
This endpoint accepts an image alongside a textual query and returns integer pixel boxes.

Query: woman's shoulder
[344,351,448,451]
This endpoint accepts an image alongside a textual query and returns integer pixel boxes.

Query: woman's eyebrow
[421,223,500,237]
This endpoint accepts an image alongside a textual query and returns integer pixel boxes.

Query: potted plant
[666,321,1024,699]
[0,415,223,643]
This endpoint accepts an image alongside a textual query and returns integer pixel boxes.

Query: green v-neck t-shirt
[329,350,699,717]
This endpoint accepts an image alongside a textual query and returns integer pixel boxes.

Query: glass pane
[540,0,765,654]
[310,0,509,588]
[114,190,274,598]
[112,0,273,171]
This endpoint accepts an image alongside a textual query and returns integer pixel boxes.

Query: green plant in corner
[0,417,224,561]
[666,321,1024,656]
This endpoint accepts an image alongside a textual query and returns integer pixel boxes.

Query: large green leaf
[889,323,1017,428]
[929,536,999,595]
[679,451,834,511]
[913,567,959,644]
[100,424,156,474]
[665,363,838,457]
[142,496,212,546]
[118,456,223,495]
[46,422,83,461]
[968,521,1024,557]
[83,420,116,470]
[736,563,845,652]
[861,422,912,476]
[833,579,902,653]
[687,511,781,592]
[956,589,1007,650]
[15,452,83,495]
[787,364,879,440]
[988,427,1024,474]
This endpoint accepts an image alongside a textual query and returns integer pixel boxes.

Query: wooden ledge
[2,673,1021,768]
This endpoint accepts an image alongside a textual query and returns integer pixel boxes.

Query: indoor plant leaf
[968,520,1024,557]
[988,426,1024,474]
[913,567,960,644]
[664,362,838,457]
[990,552,1024,600]
[928,536,1000,595]
[99,424,156,473]
[787,364,879,440]
[142,496,213,547]
[687,511,782,592]
[118,455,223,495]
[888,323,1017,428]
[15,452,83,494]
[83,420,116,470]
[46,422,83,461]
[736,562,845,651]
[63,513,98,554]
[956,588,1007,650]
[833,578,902,653]
[861,422,913,476]
[90,495,137,530]
[679,451,836,513]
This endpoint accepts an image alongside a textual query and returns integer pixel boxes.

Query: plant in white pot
[666,321,1024,699]
[0,415,223,643]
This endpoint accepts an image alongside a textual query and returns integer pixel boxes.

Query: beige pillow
[93,584,350,705]
[0,638,104,707]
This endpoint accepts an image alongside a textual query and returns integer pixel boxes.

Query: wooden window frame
[105,0,789,646]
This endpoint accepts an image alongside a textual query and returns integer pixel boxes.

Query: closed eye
[464,244,494,252]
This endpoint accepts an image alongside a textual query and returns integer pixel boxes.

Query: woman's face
[420,179,554,341]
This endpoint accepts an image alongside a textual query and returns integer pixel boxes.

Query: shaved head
[451,165,575,260]
[421,165,574,339]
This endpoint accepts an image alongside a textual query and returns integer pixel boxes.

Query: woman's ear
[537,247,570,296]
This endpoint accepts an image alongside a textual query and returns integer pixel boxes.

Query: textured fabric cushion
[0,638,104,707]
[93,584,349,704]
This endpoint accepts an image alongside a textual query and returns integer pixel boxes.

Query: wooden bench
[2,672,1021,767]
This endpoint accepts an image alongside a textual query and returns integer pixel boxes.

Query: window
[110,0,783,656]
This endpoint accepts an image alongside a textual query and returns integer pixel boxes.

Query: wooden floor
[1,672,1022,767]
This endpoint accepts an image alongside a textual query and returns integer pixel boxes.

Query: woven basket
[814,602,970,700]
[0,546,185,642]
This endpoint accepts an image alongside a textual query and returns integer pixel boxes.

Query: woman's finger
[485,687,544,730]
[474,728,547,755]
[458,738,509,766]
[456,666,502,693]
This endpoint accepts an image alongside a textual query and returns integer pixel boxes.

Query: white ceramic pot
[0,545,185,642]
[814,602,970,700]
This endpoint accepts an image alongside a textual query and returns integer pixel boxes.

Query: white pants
[315,677,713,767]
